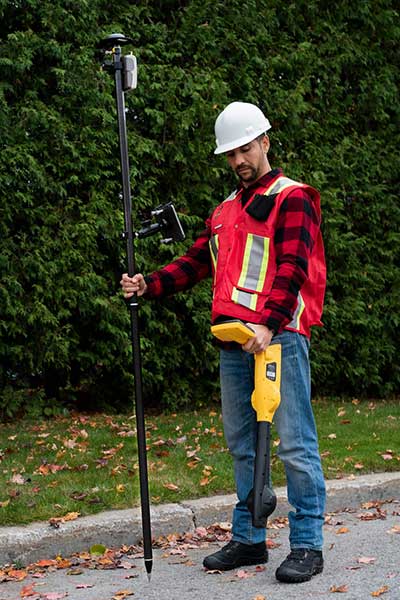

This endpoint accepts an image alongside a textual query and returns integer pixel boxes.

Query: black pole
[248,421,277,528]
[111,44,153,579]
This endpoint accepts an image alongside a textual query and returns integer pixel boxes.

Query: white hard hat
[214,102,271,155]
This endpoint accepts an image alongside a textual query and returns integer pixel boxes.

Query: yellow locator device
[211,320,281,422]
[211,319,282,526]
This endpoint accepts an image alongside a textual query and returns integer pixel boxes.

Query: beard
[236,164,259,183]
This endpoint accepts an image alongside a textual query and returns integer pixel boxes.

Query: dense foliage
[1,0,399,417]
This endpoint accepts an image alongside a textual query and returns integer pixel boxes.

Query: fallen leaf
[49,512,80,527]
[335,527,349,534]
[354,463,364,469]
[357,556,375,564]
[63,512,80,522]
[90,544,107,555]
[387,525,400,534]
[36,559,58,567]
[10,473,26,485]
[20,584,37,597]
[67,568,83,575]
[0,499,10,508]
[253,596,266,600]
[41,594,68,599]
[112,591,134,599]
[7,569,27,581]
[236,569,254,579]
[330,584,349,592]
[380,453,393,460]
[371,586,389,597]
[328,433,337,439]
[163,483,179,491]
[205,569,222,574]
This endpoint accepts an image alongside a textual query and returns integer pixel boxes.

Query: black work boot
[275,548,323,583]
[203,540,268,571]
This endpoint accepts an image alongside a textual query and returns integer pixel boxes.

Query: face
[225,136,270,185]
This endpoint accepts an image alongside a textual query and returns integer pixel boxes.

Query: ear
[262,135,270,154]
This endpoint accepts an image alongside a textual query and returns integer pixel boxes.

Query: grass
[0,399,399,526]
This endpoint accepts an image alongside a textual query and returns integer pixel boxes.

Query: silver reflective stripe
[231,287,258,311]
[238,234,269,292]
[223,189,238,202]
[287,292,305,330]
[264,176,299,197]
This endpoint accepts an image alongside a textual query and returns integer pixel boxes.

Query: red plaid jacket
[144,169,322,335]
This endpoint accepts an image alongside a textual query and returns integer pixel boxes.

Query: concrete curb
[1,472,399,566]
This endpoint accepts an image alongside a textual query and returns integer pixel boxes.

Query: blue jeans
[220,330,326,550]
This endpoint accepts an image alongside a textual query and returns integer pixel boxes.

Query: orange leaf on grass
[163,483,179,491]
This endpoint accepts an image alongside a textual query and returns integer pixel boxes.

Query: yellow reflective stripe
[288,293,305,330]
[238,234,270,293]
[231,287,239,303]
[209,234,219,271]
[238,234,254,288]
[263,176,300,197]
[255,236,269,292]
[249,292,258,311]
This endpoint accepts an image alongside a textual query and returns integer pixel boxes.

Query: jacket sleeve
[260,188,320,332]
[143,217,212,299]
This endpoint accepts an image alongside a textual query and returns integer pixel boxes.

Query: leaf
[330,585,349,593]
[205,569,222,575]
[253,596,266,600]
[380,454,393,460]
[20,584,37,597]
[41,594,68,599]
[90,544,107,555]
[335,527,350,534]
[7,569,28,581]
[387,525,400,534]
[10,473,26,485]
[236,569,254,579]
[36,559,58,567]
[112,591,134,599]
[357,556,375,564]
[0,499,10,508]
[371,586,389,597]
[67,568,83,575]
[163,483,179,491]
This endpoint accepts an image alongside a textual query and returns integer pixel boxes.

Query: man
[121,101,327,584]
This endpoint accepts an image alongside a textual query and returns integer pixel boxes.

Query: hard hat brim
[214,126,271,155]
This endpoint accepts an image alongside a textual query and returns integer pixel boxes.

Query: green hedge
[1,0,399,417]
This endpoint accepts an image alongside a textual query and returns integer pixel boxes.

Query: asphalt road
[0,500,399,600]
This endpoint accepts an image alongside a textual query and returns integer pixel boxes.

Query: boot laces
[286,548,307,562]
